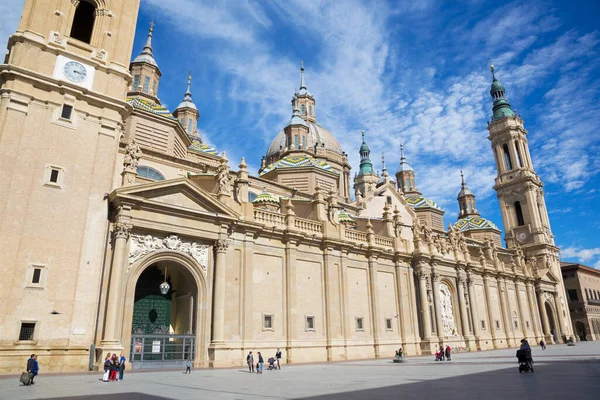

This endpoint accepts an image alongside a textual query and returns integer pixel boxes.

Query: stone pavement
[2,342,600,400]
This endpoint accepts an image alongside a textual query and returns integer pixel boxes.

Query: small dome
[406,194,442,210]
[132,53,159,68]
[490,79,505,95]
[397,159,413,173]
[252,189,280,206]
[338,210,356,225]
[286,114,308,128]
[176,100,197,111]
[267,121,344,157]
[454,216,500,232]
[458,185,474,197]
[261,155,338,175]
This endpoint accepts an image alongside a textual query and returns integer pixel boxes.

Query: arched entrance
[122,251,210,369]
[575,321,587,341]
[545,302,558,343]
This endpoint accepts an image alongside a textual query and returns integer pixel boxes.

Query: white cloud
[561,246,600,265]
[0,0,24,51]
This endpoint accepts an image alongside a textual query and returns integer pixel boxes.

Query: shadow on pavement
[40,393,172,400]
[301,359,600,400]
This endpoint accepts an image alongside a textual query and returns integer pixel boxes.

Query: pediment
[538,268,560,283]
[110,177,239,218]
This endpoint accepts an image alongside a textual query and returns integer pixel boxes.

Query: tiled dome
[267,122,343,157]
[454,216,500,232]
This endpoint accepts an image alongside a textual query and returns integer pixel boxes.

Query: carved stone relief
[129,234,210,270]
[439,282,459,337]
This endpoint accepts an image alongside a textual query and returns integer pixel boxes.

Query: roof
[260,155,338,175]
[406,194,442,210]
[560,262,600,276]
[252,190,280,206]
[127,97,176,120]
[267,121,343,157]
[338,210,356,225]
[188,139,218,155]
[454,216,500,232]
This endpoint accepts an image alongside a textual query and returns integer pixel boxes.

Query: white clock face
[63,61,87,83]
[517,232,528,241]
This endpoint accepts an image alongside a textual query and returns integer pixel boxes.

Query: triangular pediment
[539,268,560,283]
[110,177,239,218]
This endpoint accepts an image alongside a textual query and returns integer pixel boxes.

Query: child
[185,359,191,374]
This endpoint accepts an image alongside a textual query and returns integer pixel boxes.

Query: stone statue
[216,155,232,196]
[447,223,458,248]
[422,223,433,243]
[123,139,142,171]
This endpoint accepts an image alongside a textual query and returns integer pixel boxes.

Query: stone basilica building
[0,0,573,373]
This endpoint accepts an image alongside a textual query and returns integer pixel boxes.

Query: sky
[1,0,599,267]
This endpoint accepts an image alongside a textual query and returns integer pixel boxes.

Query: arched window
[503,144,513,170]
[248,192,258,202]
[302,135,307,149]
[301,104,306,115]
[515,141,523,167]
[187,119,193,134]
[309,105,313,116]
[294,135,299,148]
[70,1,96,44]
[514,201,524,226]
[137,165,165,181]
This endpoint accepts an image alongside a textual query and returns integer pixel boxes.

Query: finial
[300,61,306,90]
[400,143,405,159]
[361,130,365,142]
[490,64,496,81]
[381,153,386,170]
[461,169,465,186]
[142,21,155,55]
[185,71,192,95]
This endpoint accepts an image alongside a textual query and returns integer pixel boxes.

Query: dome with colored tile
[267,122,343,157]
[405,195,442,210]
[260,155,338,175]
[454,216,500,232]
[127,97,176,120]
[188,139,218,155]
[338,210,356,225]
[252,189,280,206]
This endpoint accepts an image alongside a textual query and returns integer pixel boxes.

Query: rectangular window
[495,320,500,329]
[187,119,193,134]
[302,135,306,149]
[133,74,140,90]
[263,314,273,330]
[61,104,73,120]
[514,320,518,329]
[19,322,36,341]
[305,315,315,331]
[44,165,64,188]
[143,76,151,93]
[356,317,364,331]
[481,320,486,330]
[294,135,299,149]
[49,169,60,183]
[152,80,157,93]
[526,321,530,329]
[385,318,392,331]
[567,289,578,301]
[32,268,42,284]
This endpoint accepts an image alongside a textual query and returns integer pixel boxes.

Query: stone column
[102,222,132,345]
[368,254,381,357]
[525,281,543,341]
[456,272,471,340]
[467,271,481,340]
[416,269,432,340]
[536,285,551,340]
[498,277,515,346]
[553,290,567,341]
[431,267,443,340]
[483,273,497,345]
[513,280,527,339]
[212,238,229,342]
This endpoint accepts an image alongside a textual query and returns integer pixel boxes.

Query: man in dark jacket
[26,354,35,385]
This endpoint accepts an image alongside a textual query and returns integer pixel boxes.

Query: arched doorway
[122,251,210,369]
[545,302,558,343]
[575,321,587,341]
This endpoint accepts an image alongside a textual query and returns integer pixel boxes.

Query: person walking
[102,353,111,382]
[118,353,126,381]
[185,359,192,374]
[247,351,254,373]
[445,345,452,361]
[257,352,264,374]
[275,348,282,370]
[30,355,39,385]
[439,345,445,361]
[539,339,546,350]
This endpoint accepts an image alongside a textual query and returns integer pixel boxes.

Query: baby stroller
[267,357,277,370]
[516,349,534,373]
[435,351,444,361]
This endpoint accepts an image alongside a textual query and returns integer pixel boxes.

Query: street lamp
[159,266,170,295]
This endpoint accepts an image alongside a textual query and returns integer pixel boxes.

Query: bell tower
[0,0,140,368]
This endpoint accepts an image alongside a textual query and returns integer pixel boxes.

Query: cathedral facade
[0,0,573,373]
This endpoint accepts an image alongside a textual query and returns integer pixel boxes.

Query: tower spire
[489,64,515,121]
[457,170,478,218]
[300,61,306,90]
[142,22,154,56]
[184,71,192,101]
[358,130,374,176]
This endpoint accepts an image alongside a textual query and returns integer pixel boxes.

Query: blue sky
[1,0,599,267]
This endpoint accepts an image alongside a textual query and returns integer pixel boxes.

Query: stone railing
[253,209,285,227]
[374,235,394,248]
[294,217,323,234]
[344,229,368,243]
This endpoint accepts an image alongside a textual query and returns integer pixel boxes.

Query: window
[294,135,299,149]
[481,320,486,330]
[526,321,530,329]
[585,289,590,300]
[514,320,519,329]
[32,268,42,284]
[26,264,47,288]
[187,119,193,134]
[263,314,273,330]
[302,135,306,149]
[385,318,392,331]
[514,201,525,226]
[136,166,165,181]
[568,289,579,301]
[301,104,306,115]
[152,80,157,93]
[495,320,500,329]
[305,315,315,331]
[44,165,64,188]
[309,105,313,116]
[133,75,140,90]
[61,104,73,120]
[356,317,364,331]
[143,76,151,93]
[515,141,523,167]
[69,0,96,44]
[49,169,60,183]
[503,144,513,170]
[18,322,36,341]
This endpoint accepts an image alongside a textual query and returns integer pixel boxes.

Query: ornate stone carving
[439,282,459,337]
[113,222,132,239]
[123,140,142,171]
[129,234,210,270]
[216,153,232,197]
[422,223,433,243]
[433,235,449,254]
[215,238,229,253]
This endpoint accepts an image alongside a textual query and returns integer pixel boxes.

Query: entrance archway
[575,321,587,341]
[545,302,558,343]
[121,251,210,369]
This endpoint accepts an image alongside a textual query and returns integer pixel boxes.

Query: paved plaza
[2,342,600,400]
